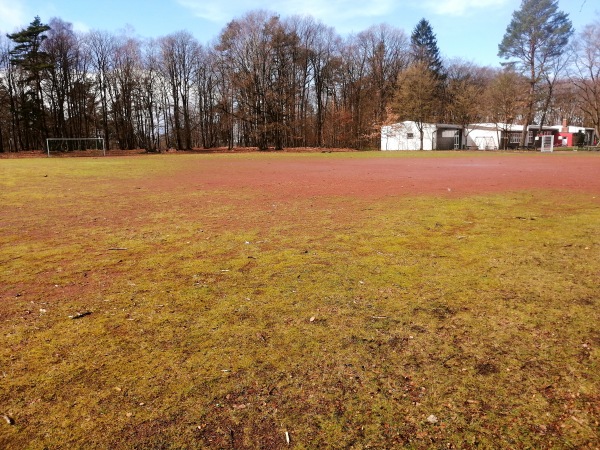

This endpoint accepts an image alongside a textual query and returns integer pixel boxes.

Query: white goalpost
[46,138,106,157]
[540,135,554,153]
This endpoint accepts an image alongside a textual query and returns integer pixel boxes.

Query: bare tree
[216,11,298,150]
[446,60,494,142]
[109,35,142,149]
[543,78,583,126]
[483,69,528,149]
[137,39,161,151]
[571,17,600,140]
[292,16,341,147]
[393,61,440,150]
[84,30,116,147]
[0,36,14,151]
[356,24,409,145]
[537,51,571,130]
[43,18,93,139]
[336,35,366,148]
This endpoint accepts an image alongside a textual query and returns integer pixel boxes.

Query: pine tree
[498,0,573,147]
[410,18,445,80]
[7,16,52,148]
[7,17,51,73]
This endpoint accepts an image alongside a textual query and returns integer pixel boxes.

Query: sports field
[1,151,599,448]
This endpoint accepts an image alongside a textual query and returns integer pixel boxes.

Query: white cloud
[422,0,510,17]
[176,0,395,25]
[0,0,26,32]
[176,0,230,23]
[280,0,395,20]
[71,20,90,33]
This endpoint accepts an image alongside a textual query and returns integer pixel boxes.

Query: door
[454,131,461,149]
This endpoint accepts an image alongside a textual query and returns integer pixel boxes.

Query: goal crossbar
[46,138,106,157]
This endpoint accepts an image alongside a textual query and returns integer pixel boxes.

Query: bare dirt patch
[137,152,600,200]
[1,151,599,449]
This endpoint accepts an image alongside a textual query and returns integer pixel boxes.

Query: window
[407,132,414,139]
[509,133,520,144]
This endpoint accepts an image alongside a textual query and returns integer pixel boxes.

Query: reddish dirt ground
[162,152,600,199]
[1,151,599,449]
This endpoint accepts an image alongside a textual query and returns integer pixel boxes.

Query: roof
[383,121,463,130]
[527,124,561,131]
[466,123,524,132]
[435,124,463,129]
[550,125,595,133]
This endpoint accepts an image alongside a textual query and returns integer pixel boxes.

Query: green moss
[1,153,599,448]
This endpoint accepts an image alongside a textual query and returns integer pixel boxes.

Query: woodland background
[0,7,599,152]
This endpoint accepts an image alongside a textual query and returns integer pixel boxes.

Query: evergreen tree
[498,0,573,146]
[7,17,51,72]
[7,16,52,148]
[410,18,445,80]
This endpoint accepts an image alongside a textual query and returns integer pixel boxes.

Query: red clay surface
[165,152,600,199]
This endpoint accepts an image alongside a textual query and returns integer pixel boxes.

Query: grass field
[1,152,599,449]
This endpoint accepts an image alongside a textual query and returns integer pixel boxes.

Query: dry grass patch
[0,154,599,449]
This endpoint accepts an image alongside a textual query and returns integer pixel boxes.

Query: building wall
[465,129,500,150]
[381,122,435,150]
[436,129,459,150]
[557,133,572,146]
[552,125,596,146]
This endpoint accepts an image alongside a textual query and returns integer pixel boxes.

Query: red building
[553,120,596,147]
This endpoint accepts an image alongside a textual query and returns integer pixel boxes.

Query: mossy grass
[1,153,598,448]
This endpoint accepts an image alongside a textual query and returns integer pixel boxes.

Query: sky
[0,0,597,67]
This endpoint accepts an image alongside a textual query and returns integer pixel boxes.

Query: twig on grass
[229,428,235,448]
[442,354,457,367]
[69,311,92,320]
[0,256,22,265]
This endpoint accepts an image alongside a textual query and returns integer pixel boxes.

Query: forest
[0,4,599,152]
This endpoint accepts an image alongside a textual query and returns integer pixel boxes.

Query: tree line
[0,2,598,152]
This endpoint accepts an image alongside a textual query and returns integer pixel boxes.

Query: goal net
[46,138,106,157]
[540,135,554,153]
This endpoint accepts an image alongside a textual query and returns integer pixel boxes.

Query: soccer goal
[46,138,106,157]
[540,135,554,153]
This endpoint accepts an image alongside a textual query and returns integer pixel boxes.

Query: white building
[382,121,595,151]
[464,123,525,150]
[381,121,463,151]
